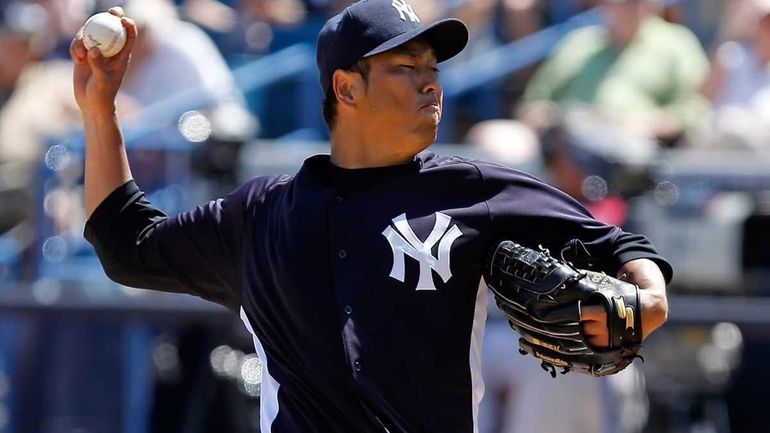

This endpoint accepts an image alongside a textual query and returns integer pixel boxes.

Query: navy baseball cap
[316,0,469,96]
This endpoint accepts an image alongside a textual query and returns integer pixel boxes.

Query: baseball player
[70,1,671,432]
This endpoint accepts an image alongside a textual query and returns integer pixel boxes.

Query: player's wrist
[639,290,668,339]
[80,104,118,121]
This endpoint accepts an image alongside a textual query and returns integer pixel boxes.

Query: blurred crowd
[2,0,770,274]
[1,0,770,432]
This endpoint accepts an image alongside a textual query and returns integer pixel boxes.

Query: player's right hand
[580,304,610,348]
[70,7,137,114]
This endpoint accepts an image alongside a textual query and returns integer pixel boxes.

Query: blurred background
[0,0,769,432]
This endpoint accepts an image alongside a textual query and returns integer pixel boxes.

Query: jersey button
[338,249,347,259]
[344,305,353,315]
[353,360,362,372]
[335,196,344,204]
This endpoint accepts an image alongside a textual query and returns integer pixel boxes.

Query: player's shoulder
[243,173,294,192]
[419,152,476,169]
[419,152,487,180]
[420,151,502,172]
[420,152,544,184]
[230,174,294,206]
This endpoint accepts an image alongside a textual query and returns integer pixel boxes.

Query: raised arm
[72,9,251,311]
[69,7,137,217]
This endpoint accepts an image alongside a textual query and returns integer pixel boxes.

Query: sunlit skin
[70,9,668,348]
[0,34,36,95]
[329,39,442,169]
[756,14,770,64]
[69,7,136,217]
[602,0,654,47]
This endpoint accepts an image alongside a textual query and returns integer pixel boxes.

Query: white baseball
[81,12,127,58]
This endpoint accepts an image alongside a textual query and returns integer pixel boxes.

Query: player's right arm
[71,8,268,311]
[69,7,137,218]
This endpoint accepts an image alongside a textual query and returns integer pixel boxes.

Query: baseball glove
[484,240,643,377]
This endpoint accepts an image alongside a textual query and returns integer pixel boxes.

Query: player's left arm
[581,258,668,347]
[477,161,672,348]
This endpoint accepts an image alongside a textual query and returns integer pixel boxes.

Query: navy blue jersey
[85,152,671,433]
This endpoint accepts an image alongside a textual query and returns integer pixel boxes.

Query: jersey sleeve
[84,177,277,311]
[476,161,673,282]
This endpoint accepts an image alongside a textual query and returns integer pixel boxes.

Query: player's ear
[332,69,364,107]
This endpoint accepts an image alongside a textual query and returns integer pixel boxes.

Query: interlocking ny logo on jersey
[391,0,420,23]
[382,212,462,291]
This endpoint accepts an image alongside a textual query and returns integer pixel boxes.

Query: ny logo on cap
[391,0,420,23]
[382,212,462,291]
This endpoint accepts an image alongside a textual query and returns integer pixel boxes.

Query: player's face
[360,40,443,144]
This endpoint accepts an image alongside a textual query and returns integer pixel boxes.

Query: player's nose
[420,68,441,97]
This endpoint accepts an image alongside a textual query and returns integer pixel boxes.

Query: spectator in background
[0,0,254,250]
[0,1,77,242]
[0,1,50,106]
[117,0,255,192]
[120,0,246,112]
[498,0,592,43]
[519,0,711,146]
[700,0,770,149]
[37,0,92,58]
[180,0,308,57]
[1,0,253,237]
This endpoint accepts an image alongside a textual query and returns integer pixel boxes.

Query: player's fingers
[582,320,605,335]
[581,304,609,347]
[579,304,606,322]
[69,35,87,63]
[582,321,609,347]
[112,16,138,62]
[69,26,88,61]
[86,47,108,80]
[585,334,609,348]
[108,6,125,17]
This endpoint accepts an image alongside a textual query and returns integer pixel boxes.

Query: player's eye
[399,64,416,69]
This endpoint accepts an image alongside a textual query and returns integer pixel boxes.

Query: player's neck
[329,126,427,169]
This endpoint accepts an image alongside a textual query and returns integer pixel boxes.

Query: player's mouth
[419,103,441,113]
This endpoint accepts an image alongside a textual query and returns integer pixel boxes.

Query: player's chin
[416,110,441,129]
[410,110,440,136]
[414,125,439,144]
